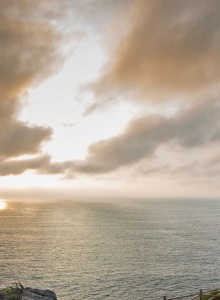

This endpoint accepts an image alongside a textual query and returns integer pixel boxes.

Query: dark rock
[0,286,56,300]
[22,288,57,300]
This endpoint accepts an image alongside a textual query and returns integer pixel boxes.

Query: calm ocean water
[0,198,220,299]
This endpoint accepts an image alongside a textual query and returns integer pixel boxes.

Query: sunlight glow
[0,200,7,210]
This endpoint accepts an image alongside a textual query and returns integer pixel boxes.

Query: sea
[0,198,220,300]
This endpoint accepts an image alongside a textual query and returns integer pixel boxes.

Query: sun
[0,200,7,210]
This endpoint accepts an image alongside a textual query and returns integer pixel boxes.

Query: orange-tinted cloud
[0,155,49,176]
[3,98,219,178]
[0,122,52,158]
[0,1,64,172]
[28,98,219,178]
[1,0,220,183]
[0,0,130,176]
[90,0,220,103]
[72,99,220,174]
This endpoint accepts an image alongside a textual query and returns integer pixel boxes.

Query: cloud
[72,99,220,174]
[0,122,52,158]
[1,0,220,184]
[69,0,133,33]
[38,159,75,175]
[31,99,220,177]
[0,1,64,98]
[4,98,219,178]
[76,0,220,182]
[0,1,67,171]
[0,0,130,177]
[90,0,220,104]
[0,154,74,176]
[0,155,49,176]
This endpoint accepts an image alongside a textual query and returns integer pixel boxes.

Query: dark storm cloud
[90,0,220,103]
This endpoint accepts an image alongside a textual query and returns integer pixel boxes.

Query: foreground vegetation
[0,282,24,300]
[201,289,220,300]
[164,288,220,300]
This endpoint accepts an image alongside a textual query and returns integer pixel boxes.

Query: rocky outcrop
[0,286,57,300]
[22,288,57,300]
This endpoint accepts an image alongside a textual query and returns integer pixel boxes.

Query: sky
[0,0,220,200]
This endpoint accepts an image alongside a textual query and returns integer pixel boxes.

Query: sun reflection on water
[0,200,7,210]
